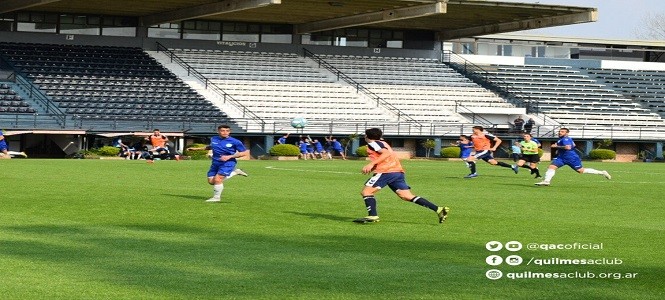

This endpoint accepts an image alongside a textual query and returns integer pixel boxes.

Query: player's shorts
[520,154,540,163]
[332,147,344,154]
[551,155,583,171]
[208,160,238,177]
[300,149,307,154]
[365,172,410,192]
[460,151,472,160]
[473,150,494,162]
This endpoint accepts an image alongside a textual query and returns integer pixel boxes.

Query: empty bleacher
[321,55,513,123]
[0,83,36,114]
[169,49,396,123]
[482,64,665,130]
[0,43,225,122]
[584,68,665,117]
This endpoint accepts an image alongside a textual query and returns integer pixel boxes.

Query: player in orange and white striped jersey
[354,128,449,224]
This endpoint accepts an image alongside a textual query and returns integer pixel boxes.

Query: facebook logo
[486,255,503,266]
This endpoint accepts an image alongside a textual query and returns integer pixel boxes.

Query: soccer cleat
[353,216,379,224]
[464,173,478,178]
[234,168,249,177]
[437,206,450,224]
[534,181,550,186]
[19,152,28,158]
[602,170,612,180]
[205,198,221,203]
[534,174,542,179]
[512,165,519,174]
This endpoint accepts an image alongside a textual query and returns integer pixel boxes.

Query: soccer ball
[290,117,308,129]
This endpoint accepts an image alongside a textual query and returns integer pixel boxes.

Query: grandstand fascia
[295,2,446,34]
[439,10,597,40]
[0,0,61,14]
[140,0,282,27]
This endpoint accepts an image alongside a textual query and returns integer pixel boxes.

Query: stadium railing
[442,50,540,115]
[303,48,422,127]
[155,42,266,132]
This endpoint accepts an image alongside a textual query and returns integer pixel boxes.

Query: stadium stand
[321,55,513,123]
[167,49,397,123]
[481,64,665,133]
[0,83,35,114]
[584,68,665,117]
[0,43,226,122]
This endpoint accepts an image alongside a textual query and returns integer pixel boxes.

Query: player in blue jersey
[325,136,347,160]
[311,138,327,159]
[535,128,611,186]
[0,130,9,158]
[298,139,311,160]
[277,133,289,144]
[187,125,249,202]
[451,135,474,168]
[0,130,27,159]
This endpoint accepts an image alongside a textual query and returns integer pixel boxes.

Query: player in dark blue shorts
[325,136,347,160]
[187,125,249,202]
[535,128,611,186]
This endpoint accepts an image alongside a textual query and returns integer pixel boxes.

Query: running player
[465,126,518,178]
[354,128,450,224]
[516,132,541,178]
[187,125,249,202]
[535,128,611,186]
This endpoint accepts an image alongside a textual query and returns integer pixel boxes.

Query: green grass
[1,159,663,299]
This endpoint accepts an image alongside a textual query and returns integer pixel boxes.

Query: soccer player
[326,136,347,160]
[277,133,289,144]
[465,126,518,178]
[354,128,450,224]
[298,138,310,160]
[311,138,327,160]
[187,125,249,202]
[516,132,541,178]
[0,131,27,159]
[451,135,474,168]
[144,129,173,162]
[535,128,611,186]
[0,130,9,158]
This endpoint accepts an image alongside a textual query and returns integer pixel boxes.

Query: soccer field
[1,159,662,299]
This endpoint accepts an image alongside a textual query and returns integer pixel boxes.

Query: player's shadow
[285,211,349,222]
[162,193,231,203]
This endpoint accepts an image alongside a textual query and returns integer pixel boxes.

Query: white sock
[227,170,237,179]
[213,184,224,199]
[583,168,604,175]
[544,169,556,182]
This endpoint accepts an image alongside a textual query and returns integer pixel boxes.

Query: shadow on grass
[162,193,231,203]
[284,211,350,222]
[0,223,658,299]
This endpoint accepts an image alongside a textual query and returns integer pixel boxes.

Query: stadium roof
[4,0,597,40]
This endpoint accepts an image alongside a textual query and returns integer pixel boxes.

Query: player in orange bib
[354,128,450,224]
[464,125,518,178]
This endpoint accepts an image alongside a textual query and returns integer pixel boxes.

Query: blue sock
[412,196,438,212]
[363,196,378,216]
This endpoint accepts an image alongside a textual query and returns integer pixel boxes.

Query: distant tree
[635,12,665,40]
[421,139,436,158]
[635,12,665,61]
